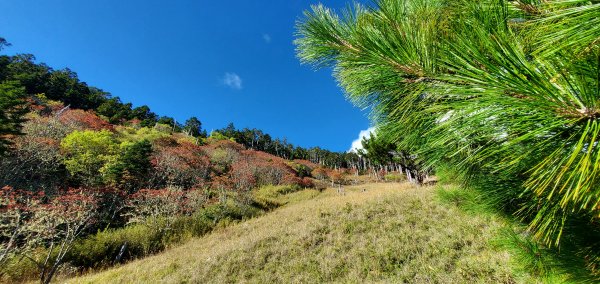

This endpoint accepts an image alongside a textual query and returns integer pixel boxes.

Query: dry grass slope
[70,183,537,283]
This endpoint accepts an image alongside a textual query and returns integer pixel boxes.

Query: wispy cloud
[348,127,376,153]
[262,33,272,43]
[222,72,243,90]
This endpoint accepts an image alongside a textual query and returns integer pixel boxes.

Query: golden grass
[68,182,538,283]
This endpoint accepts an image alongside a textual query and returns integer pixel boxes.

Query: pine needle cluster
[296,0,600,264]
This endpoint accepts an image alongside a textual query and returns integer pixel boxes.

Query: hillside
[2,0,599,282]
[0,40,425,283]
[69,182,541,283]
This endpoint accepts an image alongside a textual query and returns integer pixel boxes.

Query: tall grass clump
[296,0,600,274]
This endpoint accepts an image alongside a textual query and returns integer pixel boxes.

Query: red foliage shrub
[311,167,329,180]
[299,177,315,188]
[229,161,257,190]
[202,139,245,152]
[228,150,297,190]
[200,140,242,174]
[0,187,99,283]
[328,170,345,184]
[151,141,211,189]
[127,118,142,127]
[58,109,112,131]
[153,136,178,147]
[93,187,129,226]
[0,186,42,213]
[26,97,47,113]
[210,174,232,191]
[181,188,209,215]
[282,175,302,187]
[40,188,99,226]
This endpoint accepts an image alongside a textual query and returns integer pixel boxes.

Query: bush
[253,185,302,209]
[57,109,112,131]
[0,187,99,284]
[104,140,153,192]
[287,161,312,178]
[4,196,262,283]
[311,167,328,180]
[0,134,65,192]
[150,141,210,189]
[123,187,185,231]
[61,130,118,186]
[115,126,170,143]
[384,173,405,183]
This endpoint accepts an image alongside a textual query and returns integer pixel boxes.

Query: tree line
[0,37,424,178]
[0,38,206,151]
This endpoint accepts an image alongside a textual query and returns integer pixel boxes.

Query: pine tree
[0,81,27,155]
[0,38,27,156]
[296,0,600,248]
[183,117,203,137]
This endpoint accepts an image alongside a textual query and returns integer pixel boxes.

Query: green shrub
[287,161,312,178]
[197,199,261,224]
[115,126,169,143]
[253,185,301,209]
[384,173,404,183]
[60,129,118,186]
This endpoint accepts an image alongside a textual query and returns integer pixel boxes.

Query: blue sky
[0,0,372,152]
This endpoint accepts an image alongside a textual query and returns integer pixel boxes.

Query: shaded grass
[69,183,542,283]
[252,184,319,209]
[436,184,600,283]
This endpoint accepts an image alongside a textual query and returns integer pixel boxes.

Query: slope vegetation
[70,183,539,283]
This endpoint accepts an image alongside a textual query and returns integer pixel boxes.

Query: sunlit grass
[68,182,545,283]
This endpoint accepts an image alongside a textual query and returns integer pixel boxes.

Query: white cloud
[262,34,272,43]
[348,127,376,153]
[222,72,243,90]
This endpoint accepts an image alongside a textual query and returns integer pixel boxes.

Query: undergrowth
[70,183,540,283]
[2,193,271,282]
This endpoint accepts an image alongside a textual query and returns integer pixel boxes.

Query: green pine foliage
[0,81,27,155]
[296,0,600,262]
[104,140,153,192]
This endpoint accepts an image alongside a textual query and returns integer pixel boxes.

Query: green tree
[359,133,394,167]
[104,140,153,192]
[296,0,600,249]
[45,68,105,110]
[61,130,118,186]
[0,81,27,155]
[96,97,133,124]
[131,105,158,127]
[157,116,181,132]
[183,116,203,137]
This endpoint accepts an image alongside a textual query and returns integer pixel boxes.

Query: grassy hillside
[69,182,544,283]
